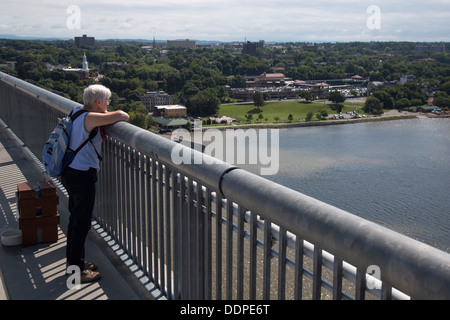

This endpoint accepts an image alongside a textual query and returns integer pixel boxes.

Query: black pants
[61,167,98,271]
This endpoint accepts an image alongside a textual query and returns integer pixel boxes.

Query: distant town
[1,35,449,131]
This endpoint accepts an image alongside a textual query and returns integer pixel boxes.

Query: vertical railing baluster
[196,182,205,299]
[171,170,180,299]
[119,143,126,250]
[294,237,304,300]
[381,282,393,300]
[186,177,194,299]
[179,174,188,299]
[312,246,323,300]
[204,187,212,299]
[332,257,343,300]
[278,227,287,300]
[355,267,366,300]
[164,165,172,299]
[225,199,233,300]
[151,158,159,289]
[125,146,132,256]
[112,139,119,241]
[237,206,245,300]
[249,211,257,300]
[215,193,223,300]
[136,152,143,268]
[121,144,128,252]
[158,162,165,296]
[145,155,153,281]
[132,150,138,264]
[130,148,137,261]
[140,153,147,278]
[105,138,112,234]
[263,219,272,300]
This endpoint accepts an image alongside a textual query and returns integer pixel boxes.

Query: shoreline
[159,114,418,139]
[199,114,418,131]
[157,113,450,139]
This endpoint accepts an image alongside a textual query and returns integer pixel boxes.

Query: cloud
[1,0,449,41]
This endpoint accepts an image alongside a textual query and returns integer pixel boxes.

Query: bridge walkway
[0,121,157,300]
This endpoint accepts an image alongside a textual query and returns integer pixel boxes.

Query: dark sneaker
[84,261,98,271]
[80,269,101,283]
[66,261,98,274]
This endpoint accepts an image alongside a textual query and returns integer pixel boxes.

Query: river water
[233,117,450,253]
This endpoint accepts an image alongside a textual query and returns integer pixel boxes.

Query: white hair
[83,84,111,107]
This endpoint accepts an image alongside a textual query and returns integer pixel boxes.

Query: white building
[82,53,88,71]
[62,53,90,79]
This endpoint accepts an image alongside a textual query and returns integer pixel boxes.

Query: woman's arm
[84,110,130,133]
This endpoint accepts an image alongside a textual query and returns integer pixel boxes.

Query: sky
[1,0,450,43]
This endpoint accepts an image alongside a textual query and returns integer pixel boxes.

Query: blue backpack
[42,109,99,177]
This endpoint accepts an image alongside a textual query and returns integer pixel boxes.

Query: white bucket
[1,229,22,247]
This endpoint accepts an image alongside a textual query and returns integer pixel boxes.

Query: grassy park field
[215,99,367,125]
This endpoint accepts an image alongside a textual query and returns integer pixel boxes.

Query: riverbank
[157,113,419,140]
[156,110,450,139]
[195,113,418,132]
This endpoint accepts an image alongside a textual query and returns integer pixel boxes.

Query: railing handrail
[105,121,239,194]
[0,71,78,114]
[2,70,450,300]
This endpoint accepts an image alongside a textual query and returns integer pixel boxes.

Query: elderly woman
[61,84,129,283]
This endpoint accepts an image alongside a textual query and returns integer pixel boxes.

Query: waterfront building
[141,91,173,112]
[252,72,286,87]
[312,82,330,98]
[153,105,187,118]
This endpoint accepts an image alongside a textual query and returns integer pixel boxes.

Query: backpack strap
[73,127,97,153]
[69,109,88,122]
[70,109,103,161]
[88,128,103,161]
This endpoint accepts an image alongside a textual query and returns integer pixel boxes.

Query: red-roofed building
[253,72,286,87]
[351,75,364,81]
[312,82,330,98]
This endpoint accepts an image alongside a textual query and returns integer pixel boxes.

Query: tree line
[1,39,449,127]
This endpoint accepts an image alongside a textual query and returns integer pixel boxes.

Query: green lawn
[217,100,366,124]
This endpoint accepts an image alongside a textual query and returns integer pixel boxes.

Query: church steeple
[82,52,88,71]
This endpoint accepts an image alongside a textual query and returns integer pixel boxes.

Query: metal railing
[1,71,450,300]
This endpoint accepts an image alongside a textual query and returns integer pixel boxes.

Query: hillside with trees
[1,39,450,128]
